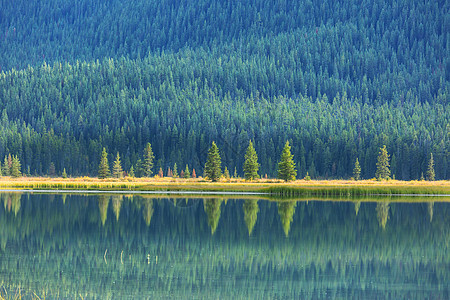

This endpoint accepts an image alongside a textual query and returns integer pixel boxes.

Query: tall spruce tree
[173,163,178,177]
[375,145,390,180]
[7,154,12,171]
[112,152,123,178]
[205,141,222,182]
[244,140,259,181]
[278,141,297,181]
[10,155,21,178]
[98,148,110,179]
[135,159,144,177]
[224,166,230,179]
[128,166,135,177]
[184,165,191,178]
[426,153,435,181]
[2,156,8,176]
[353,158,361,180]
[143,143,155,177]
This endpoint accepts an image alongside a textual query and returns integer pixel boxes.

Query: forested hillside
[0,0,448,179]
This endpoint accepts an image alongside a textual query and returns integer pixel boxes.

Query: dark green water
[0,193,448,299]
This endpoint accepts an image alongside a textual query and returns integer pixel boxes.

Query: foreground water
[0,193,448,299]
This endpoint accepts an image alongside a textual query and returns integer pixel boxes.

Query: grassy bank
[0,176,448,196]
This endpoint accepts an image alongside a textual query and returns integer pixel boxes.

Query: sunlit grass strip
[263,184,450,196]
[0,177,448,195]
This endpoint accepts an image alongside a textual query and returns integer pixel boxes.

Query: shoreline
[0,177,448,196]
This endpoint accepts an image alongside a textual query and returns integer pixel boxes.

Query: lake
[0,192,448,299]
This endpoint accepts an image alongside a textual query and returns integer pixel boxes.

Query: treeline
[0,57,448,179]
[0,0,448,179]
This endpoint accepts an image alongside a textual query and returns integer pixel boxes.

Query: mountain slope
[0,0,448,178]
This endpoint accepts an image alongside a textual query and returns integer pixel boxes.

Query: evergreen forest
[0,0,448,179]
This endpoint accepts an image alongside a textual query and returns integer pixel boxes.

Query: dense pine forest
[0,0,448,179]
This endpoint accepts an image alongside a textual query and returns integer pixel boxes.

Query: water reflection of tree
[203,198,223,234]
[142,198,154,226]
[427,202,434,223]
[1,193,22,216]
[278,201,296,236]
[243,199,259,236]
[98,195,110,226]
[376,202,390,230]
[354,201,361,216]
[112,195,124,221]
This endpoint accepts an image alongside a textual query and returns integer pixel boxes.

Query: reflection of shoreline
[0,189,269,195]
[0,194,448,298]
[0,189,449,203]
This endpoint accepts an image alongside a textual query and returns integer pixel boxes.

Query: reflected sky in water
[0,193,448,299]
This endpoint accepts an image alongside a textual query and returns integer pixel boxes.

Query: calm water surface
[0,192,448,299]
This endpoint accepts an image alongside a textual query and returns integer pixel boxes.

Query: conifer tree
[205,141,222,182]
[192,169,196,178]
[112,152,123,178]
[278,141,297,181]
[224,166,230,179]
[244,140,259,181]
[62,168,68,178]
[304,171,311,181]
[173,163,178,177]
[7,154,12,171]
[158,167,164,177]
[10,155,21,178]
[143,143,155,177]
[98,148,110,179]
[2,156,8,176]
[353,158,361,180]
[375,145,390,180]
[135,159,144,177]
[233,167,238,178]
[184,165,191,178]
[129,166,135,177]
[426,153,435,181]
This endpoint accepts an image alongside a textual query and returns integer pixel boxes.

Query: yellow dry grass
[0,176,448,194]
